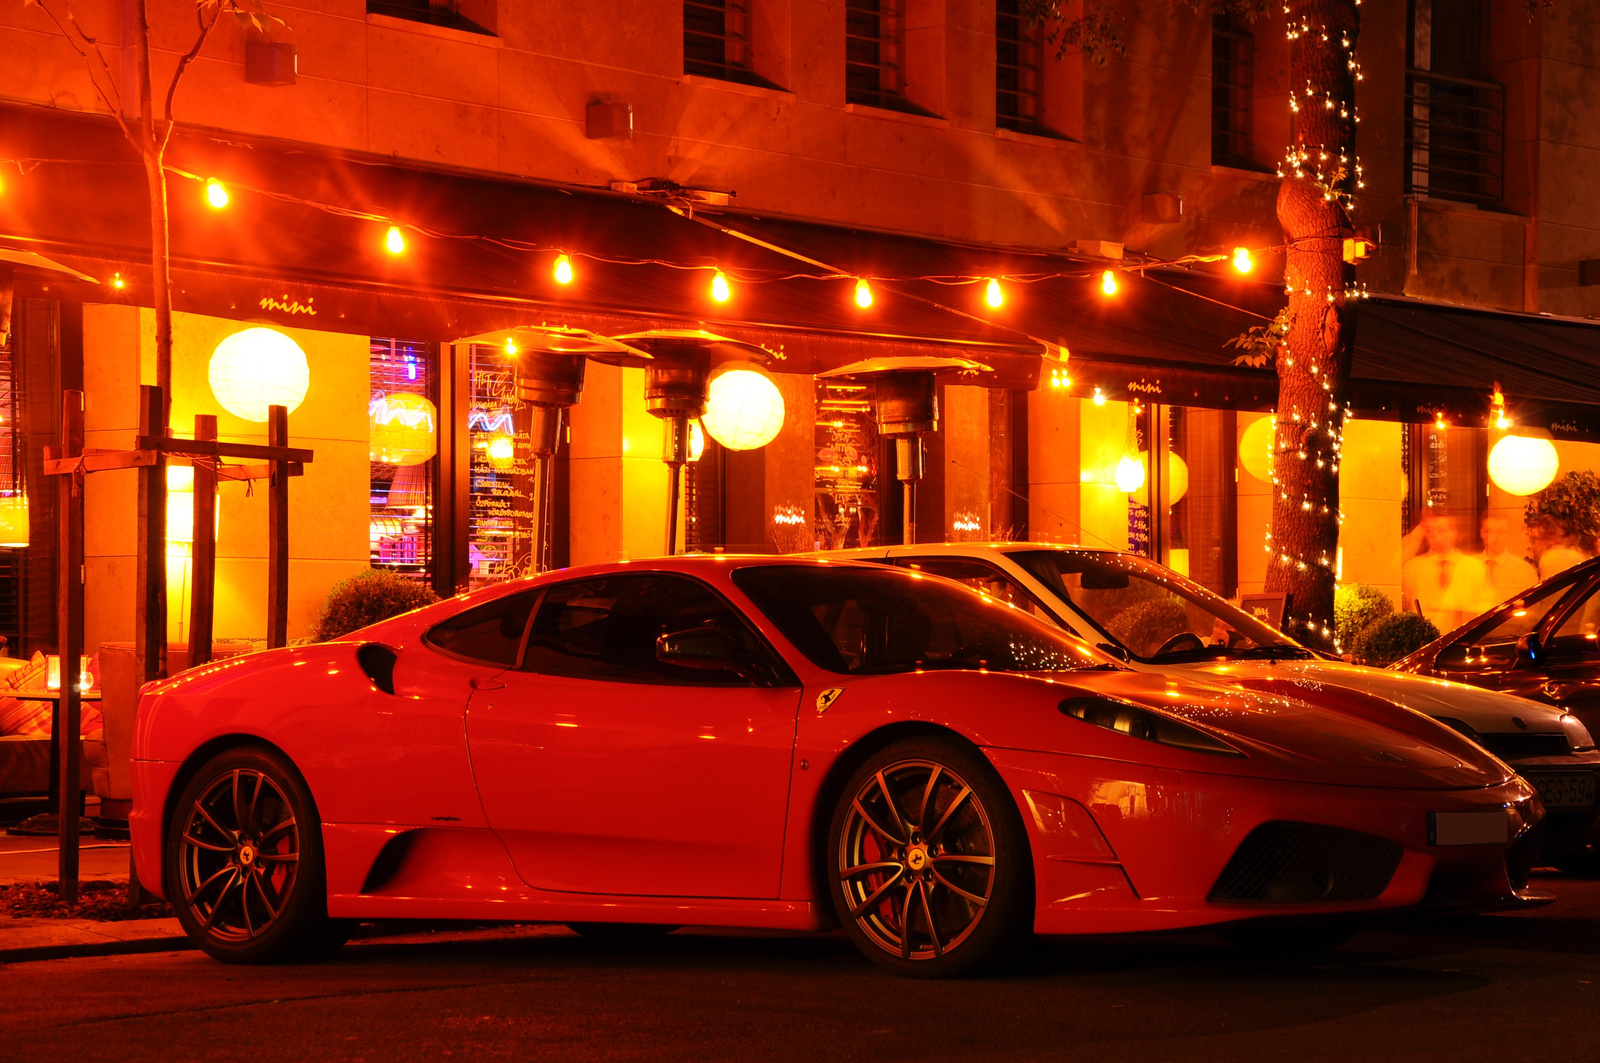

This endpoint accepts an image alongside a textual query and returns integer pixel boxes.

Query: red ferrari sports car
[132,557,1539,976]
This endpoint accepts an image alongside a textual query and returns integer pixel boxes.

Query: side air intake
[356,643,399,695]
[1209,822,1402,904]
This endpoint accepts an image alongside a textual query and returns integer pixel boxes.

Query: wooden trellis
[42,384,312,901]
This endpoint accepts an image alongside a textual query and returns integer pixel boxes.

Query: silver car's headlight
[1059,697,1244,758]
[1561,713,1596,752]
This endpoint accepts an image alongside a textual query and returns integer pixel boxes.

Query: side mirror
[656,628,755,679]
[1096,642,1131,662]
[1516,631,1542,665]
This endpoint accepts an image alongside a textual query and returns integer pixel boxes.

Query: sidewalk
[0,834,134,887]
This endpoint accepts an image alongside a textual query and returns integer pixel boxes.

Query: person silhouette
[1400,511,1490,633]
[1480,516,1537,605]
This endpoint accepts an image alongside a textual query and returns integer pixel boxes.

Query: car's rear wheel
[827,735,1032,978]
[165,745,349,963]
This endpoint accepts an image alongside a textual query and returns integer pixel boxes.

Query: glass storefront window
[814,377,880,549]
[368,339,435,581]
[466,343,535,587]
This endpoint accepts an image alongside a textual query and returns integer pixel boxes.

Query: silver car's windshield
[1007,549,1309,663]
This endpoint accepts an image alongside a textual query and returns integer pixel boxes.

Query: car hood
[1040,669,1511,790]
[1176,658,1567,736]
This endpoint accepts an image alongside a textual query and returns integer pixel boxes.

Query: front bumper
[987,747,1540,937]
[1507,753,1600,857]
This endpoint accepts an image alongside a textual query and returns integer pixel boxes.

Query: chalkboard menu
[1127,500,1151,556]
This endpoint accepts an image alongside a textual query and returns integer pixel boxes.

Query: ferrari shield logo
[815,688,844,714]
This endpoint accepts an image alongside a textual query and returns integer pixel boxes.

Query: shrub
[1106,596,1190,658]
[311,568,439,642]
[1334,583,1393,651]
[1526,470,1600,554]
[1352,612,1439,668]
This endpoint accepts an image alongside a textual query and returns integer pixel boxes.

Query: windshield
[1006,549,1305,662]
[732,564,1118,676]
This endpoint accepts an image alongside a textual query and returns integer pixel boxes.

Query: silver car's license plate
[1527,773,1599,809]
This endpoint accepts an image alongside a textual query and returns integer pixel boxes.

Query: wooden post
[57,391,85,904]
[188,414,218,666]
[134,385,167,683]
[266,404,289,648]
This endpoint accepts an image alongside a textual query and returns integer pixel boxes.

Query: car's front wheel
[165,745,349,963]
[827,735,1032,977]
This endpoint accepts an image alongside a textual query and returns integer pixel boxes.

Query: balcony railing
[684,0,754,83]
[1404,67,1504,207]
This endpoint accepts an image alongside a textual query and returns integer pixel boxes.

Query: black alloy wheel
[165,745,350,963]
[828,735,1032,977]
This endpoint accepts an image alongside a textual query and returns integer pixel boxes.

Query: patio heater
[820,356,993,545]
[610,330,775,555]
[458,326,650,573]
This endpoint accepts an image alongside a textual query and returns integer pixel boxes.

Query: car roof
[806,542,1114,560]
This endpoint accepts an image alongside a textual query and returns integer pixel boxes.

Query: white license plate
[1429,811,1509,846]
[1527,773,1599,810]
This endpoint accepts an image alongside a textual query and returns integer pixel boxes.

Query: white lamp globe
[1137,452,1189,505]
[369,393,438,466]
[1489,433,1559,496]
[702,368,785,451]
[1115,453,1146,494]
[208,328,311,422]
[1239,415,1276,483]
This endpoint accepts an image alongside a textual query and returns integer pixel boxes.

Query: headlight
[1059,696,1244,757]
[1561,713,1596,752]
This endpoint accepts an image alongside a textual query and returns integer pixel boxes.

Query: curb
[0,933,194,964]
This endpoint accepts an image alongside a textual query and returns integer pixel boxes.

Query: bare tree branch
[33,1,136,142]
[160,2,223,154]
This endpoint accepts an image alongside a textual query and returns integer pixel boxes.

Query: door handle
[470,676,506,691]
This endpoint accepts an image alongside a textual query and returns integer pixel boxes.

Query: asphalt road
[6,874,1600,1062]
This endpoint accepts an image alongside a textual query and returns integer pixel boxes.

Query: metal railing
[995,0,1043,133]
[1405,67,1505,206]
[845,0,907,110]
[684,0,753,82]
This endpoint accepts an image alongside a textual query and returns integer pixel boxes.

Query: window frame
[421,588,541,668]
[891,554,1070,629]
[994,0,1046,135]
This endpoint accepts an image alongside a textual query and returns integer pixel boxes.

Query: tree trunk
[131,0,172,431]
[1265,0,1361,647]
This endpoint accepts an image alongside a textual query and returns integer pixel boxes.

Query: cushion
[0,695,103,738]
[4,651,47,692]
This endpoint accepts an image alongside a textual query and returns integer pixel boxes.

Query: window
[367,0,495,35]
[424,591,537,667]
[815,377,882,549]
[732,564,1111,675]
[893,556,1058,624]
[369,339,436,583]
[1212,14,1254,167]
[995,0,1044,134]
[684,0,754,82]
[1406,0,1503,205]
[1436,570,1586,670]
[522,574,782,686]
[845,0,908,110]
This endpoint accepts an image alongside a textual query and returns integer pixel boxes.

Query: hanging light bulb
[385,226,406,255]
[710,269,731,303]
[553,253,574,285]
[855,278,874,308]
[205,179,229,209]
[1092,387,1106,406]
[1100,269,1118,296]
[1115,453,1147,494]
[505,336,518,357]
[985,277,1004,308]
[1232,247,1254,274]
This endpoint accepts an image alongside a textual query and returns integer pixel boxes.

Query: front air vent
[356,643,399,695]
[1209,822,1402,904]
[1476,733,1569,759]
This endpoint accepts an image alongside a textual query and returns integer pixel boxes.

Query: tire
[826,735,1033,978]
[1219,919,1362,957]
[566,923,680,941]
[165,744,350,964]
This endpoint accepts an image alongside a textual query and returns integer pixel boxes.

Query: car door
[465,572,803,899]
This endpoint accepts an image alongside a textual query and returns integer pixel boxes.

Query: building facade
[2,0,1600,658]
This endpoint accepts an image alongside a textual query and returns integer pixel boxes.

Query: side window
[424,592,537,667]
[521,574,779,686]
[1547,578,1600,657]
[1438,573,1581,670]
[895,557,1057,625]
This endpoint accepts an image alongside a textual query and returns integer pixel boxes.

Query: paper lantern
[209,328,310,422]
[0,496,28,547]
[486,435,514,468]
[1489,433,1559,496]
[164,465,220,545]
[702,369,785,451]
[1138,452,1189,506]
[688,421,705,462]
[370,393,438,466]
[1115,453,1146,494]
[1239,415,1276,482]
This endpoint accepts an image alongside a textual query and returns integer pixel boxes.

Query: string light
[710,269,731,303]
[205,179,229,209]
[985,277,1004,308]
[385,226,406,255]
[505,336,518,357]
[111,272,125,289]
[1100,270,1118,296]
[553,253,574,285]
[1092,387,1106,406]
[855,278,873,308]
[1231,247,1253,274]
